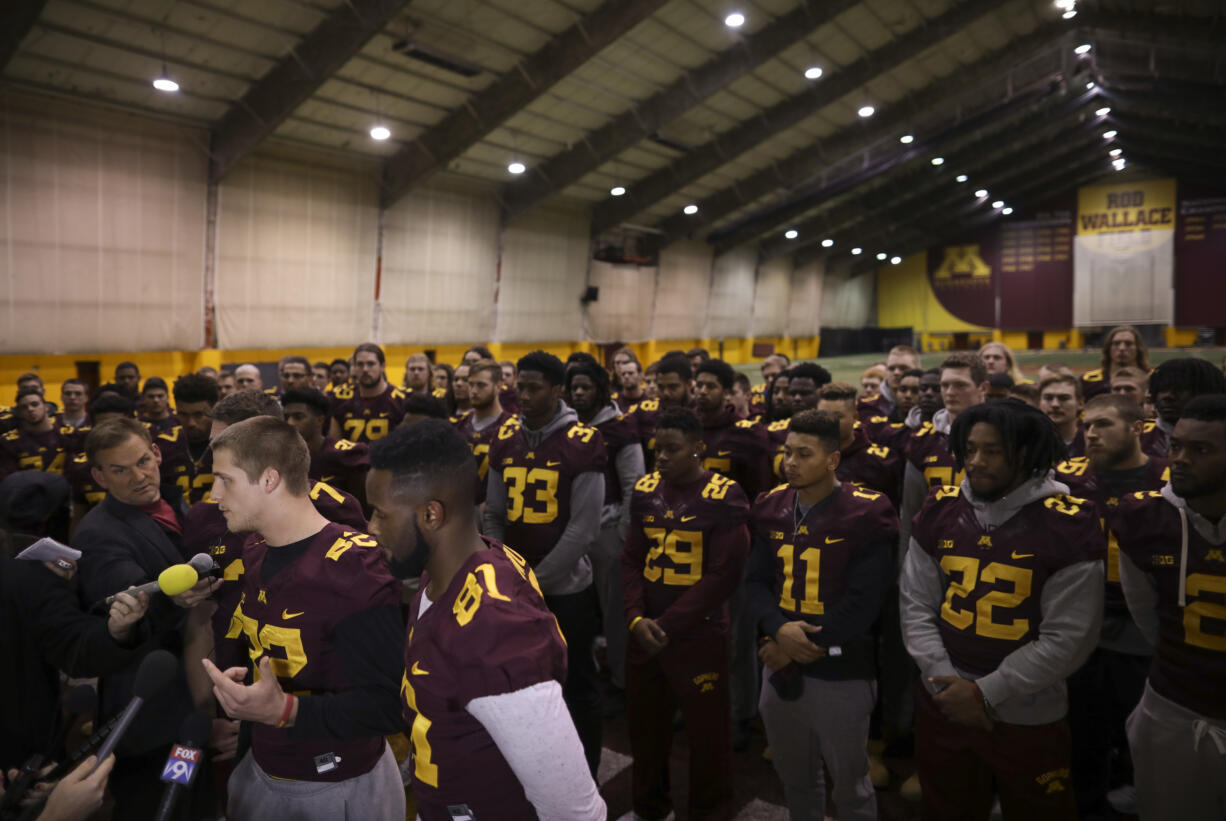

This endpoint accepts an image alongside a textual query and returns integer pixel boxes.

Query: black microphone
[90,649,178,772]
[152,712,211,821]
[0,686,96,815]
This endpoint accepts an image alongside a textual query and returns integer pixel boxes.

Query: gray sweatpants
[729,585,760,724]
[759,670,877,821]
[1127,682,1226,821]
[590,521,627,687]
[228,744,404,821]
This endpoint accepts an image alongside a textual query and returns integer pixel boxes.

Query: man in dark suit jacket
[74,417,220,820]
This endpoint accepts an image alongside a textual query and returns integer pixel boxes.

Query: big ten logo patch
[1036,767,1070,795]
[933,245,990,282]
[692,672,720,694]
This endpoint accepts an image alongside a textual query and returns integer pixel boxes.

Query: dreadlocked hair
[949,400,1067,477]
[1148,357,1226,398]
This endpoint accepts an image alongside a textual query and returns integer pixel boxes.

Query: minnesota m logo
[934,245,991,281]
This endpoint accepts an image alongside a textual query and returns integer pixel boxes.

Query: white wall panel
[708,247,757,339]
[753,257,792,337]
[586,261,656,342]
[215,155,377,348]
[0,91,206,353]
[381,179,499,344]
[653,241,712,339]
[496,206,590,343]
[820,265,872,328]
[788,259,825,337]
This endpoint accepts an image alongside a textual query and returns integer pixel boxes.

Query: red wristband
[276,693,295,728]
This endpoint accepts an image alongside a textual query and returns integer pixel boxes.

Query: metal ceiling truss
[208,0,411,183]
[590,0,1005,235]
[0,0,49,71]
[497,0,863,220]
[379,0,670,207]
[648,21,1069,248]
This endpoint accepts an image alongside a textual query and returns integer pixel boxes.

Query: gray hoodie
[899,472,1104,725]
[588,402,645,535]
[898,408,954,569]
[483,401,605,596]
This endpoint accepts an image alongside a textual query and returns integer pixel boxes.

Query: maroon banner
[1175,183,1226,327]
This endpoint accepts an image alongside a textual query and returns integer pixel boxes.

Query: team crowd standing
[1,326,1224,821]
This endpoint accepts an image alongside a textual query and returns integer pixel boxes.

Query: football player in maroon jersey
[1116,395,1226,821]
[202,417,405,820]
[750,353,789,416]
[859,345,921,422]
[1147,357,1226,456]
[366,420,603,820]
[1040,374,1085,458]
[283,388,370,505]
[900,400,1105,819]
[621,406,749,821]
[1056,395,1167,818]
[816,382,903,509]
[312,361,330,391]
[403,353,432,393]
[0,387,67,480]
[454,360,513,505]
[58,378,90,430]
[630,353,694,474]
[327,359,349,394]
[615,358,647,413]
[1081,325,1148,402]
[783,362,832,417]
[277,355,312,396]
[566,355,645,694]
[484,351,608,775]
[748,409,897,821]
[114,361,141,400]
[328,343,406,444]
[138,377,178,436]
[694,359,771,498]
[863,367,925,453]
[173,372,219,504]
[233,364,263,392]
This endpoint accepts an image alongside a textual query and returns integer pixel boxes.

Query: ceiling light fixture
[1103,130,1117,139]
[956,174,968,182]
[610,186,626,197]
[152,71,179,93]
[724,12,745,28]
[804,66,823,80]
[1054,0,1075,10]
[683,204,698,215]
[851,247,862,255]
[992,200,1004,209]
[785,229,798,239]
[1075,43,1092,55]
[1109,148,1122,157]
[1086,81,1096,89]
[1096,106,1111,116]
[931,157,945,166]
[858,105,875,118]
[507,161,526,174]
[876,252,888,261]
[370,125,391,140]
[1002,207,1014,215]
[900,134,914,144]
[890,256,902,265]
[974,188,988,198]
[1113,158,1127,170]
[821,238,834,247]
[1063,9,1077,18]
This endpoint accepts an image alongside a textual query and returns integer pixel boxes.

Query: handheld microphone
[97,564,200,609]
[187,552,219,579]
[90,649,178,772]
[153,712,211,821]
[0,686,96,814]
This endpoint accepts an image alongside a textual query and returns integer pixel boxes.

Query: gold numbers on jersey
[453,563,514,626]
[702,456,732,476]
[342,418,390,442]
[175,472,213,502]
[567,425,595,443]
[939,557,1033,640]
[934,486,961,500]
[642,528,704,586]
[226,605,309,679]
[501,545,545,598]
[472,443,491,481]
[503,467,560,524]
[634,473,660,493]
[867,444,889,459]
[399,675,438,787]
[851,489,882,502]
[310,481,346,505]
[701,474,735,500]
[776,544,824,615]
[334,438,356,451]
[1184,572,1226,652]
[924,465,966,489]
[1043,495,1084,516]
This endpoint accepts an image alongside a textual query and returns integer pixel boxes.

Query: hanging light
[1002,207,1014,215]
[858,105,875,118]
[369,125,391,141]
[1096,106,1111,116]
[890,256,902,265]
[900,134,914,144]
[956,174,968,182]
[507,161,527,175]
[821,238,833,248]
[851,247,862,255]
[784,229,798,240]
[152,71,179,93]
[992,200,1005,209]
[876,252,888,261]
[974,189,989,198]
[610,186,626,197]
[683,204,698,215]
[1075,43,1092,55]
[724,12,745,28]
[804,66,823,80]
[1103,130,1117,140]
[931,157,945,166]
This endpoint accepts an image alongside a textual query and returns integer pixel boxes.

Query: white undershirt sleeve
[465,680,606,821]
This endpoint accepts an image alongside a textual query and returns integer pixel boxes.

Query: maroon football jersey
[192,481,368,643]
[1138,419,1168,458]
[701,406,772,499]
[748,384,767,417]
[402,540,567,819]
[146,424,196,495]
[614,391,647,414]
[140,413,180,437]
[498,385,518,415]
[309,436,370,488]
[1079,369,1110,401]
[0,408,15,436]
[911,485,1106,676]
[0,426,66,478]
[222,522,400,781]
[765,418,791,481]
[862,413,914,453]
[488,417,607,567]
[186,448,213,505]
[906,422,963,489]
[594,410,642,506]
[856,393,890,424]
[622,471,750,637]
[630,398,661,451]
[328,383,406,444]
[751,482,898,623]
[1114,491,1226,719]
[1056,456,1168,616]
[65,451,106,507]
[454,410,515,504]
[837,425,903,509]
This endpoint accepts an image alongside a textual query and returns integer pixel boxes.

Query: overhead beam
[1105,88,1226,128]
[590,0,1009,234]
[208,0,409,183]
[649,21,1066,247]
[0,0,49,71]
[1107,111,1226,154]
[497,0,861,220]
[380,0,668,207]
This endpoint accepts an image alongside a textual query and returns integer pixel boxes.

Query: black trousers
[546,585,603,778]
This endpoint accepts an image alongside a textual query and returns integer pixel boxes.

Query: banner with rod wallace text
[1073,178,1175,327]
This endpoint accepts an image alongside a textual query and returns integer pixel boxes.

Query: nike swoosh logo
[546,460,561,467]
[282,610,305,620]
[1011,551,1034,559]
[681,515,697,522]
[411,662,429,676]
[717,450,732,456]
[825,537,844,544]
